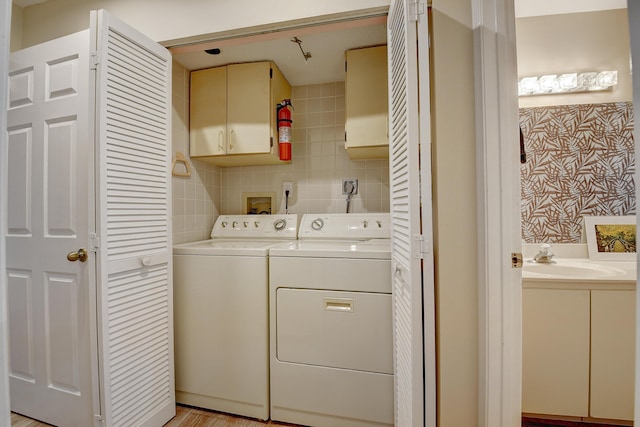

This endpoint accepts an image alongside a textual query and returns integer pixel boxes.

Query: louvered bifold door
[90,10,174,427]
[388,0,434,426]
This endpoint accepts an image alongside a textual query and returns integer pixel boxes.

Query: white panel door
[91,10,174,427]
[7,30,96,426]
[387,1,434,426]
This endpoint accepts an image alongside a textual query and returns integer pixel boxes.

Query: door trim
[471,0,522,426]
[0,0,12,423]
[628,3,640,424]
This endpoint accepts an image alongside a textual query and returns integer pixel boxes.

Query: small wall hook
[172,152,192,177]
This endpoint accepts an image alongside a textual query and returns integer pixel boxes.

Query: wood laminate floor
[11,405,302,427]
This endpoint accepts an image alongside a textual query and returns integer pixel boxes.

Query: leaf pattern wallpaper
[520,102,635,243]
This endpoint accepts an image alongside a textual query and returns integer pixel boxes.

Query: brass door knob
[67,248,88,262]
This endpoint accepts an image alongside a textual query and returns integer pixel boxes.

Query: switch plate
[283,181,293,198]
[342,179,358,195]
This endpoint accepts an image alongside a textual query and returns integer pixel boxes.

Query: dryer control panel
[298,213,390,240]
[211,214,299,239]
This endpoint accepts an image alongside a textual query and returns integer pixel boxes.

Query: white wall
[19,0,390,48]
[431,0,479,425]
[10,3,22,51]
[0,0,11,424]
[517,9,632,107]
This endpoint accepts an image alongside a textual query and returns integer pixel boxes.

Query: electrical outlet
[283,181,293,198]
[342,179,358,195]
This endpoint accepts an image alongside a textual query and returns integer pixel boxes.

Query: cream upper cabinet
[190,66,227,157]
[190,61,291,166]
[345,45,388,160]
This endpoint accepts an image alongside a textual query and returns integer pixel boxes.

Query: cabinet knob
[229,129,235,151]
[218,130,224,153]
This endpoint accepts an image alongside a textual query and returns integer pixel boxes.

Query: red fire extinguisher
[277,99,293,161]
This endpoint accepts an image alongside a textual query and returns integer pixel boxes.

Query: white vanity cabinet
[522,288,590,417]
[590,290,635,421]
[522,283,635,422]
[190,61,291,166]
[345,45,388,159]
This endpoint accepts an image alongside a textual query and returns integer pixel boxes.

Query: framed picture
[584,215,637,260]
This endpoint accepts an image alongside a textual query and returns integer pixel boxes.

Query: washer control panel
[298,213,390,239]
[211,214,298,239]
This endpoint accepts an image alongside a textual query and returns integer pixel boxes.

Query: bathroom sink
[523,260,627,279]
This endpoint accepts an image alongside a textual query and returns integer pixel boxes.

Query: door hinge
[94,413,104,424]
[410,0,426,21]
[412,234,431,259]
[511,252,523,268]
[89,233,100,252]
[90,51,99,70]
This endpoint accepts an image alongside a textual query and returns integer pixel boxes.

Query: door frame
[477,2,640,427]
[0,0,11,425]
[627,2,640,423]
[471,0,523,426]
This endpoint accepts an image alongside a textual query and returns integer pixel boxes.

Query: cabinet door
[190,67,227,156]
[522,288,590,417]
[227,62,271,154]
[590,290,635,421]
[345,45,388,157]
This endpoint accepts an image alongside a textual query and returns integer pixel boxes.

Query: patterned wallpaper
[520,102,635,243]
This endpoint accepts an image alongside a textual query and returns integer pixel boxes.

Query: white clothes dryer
[269,213,393,427]
[173,214,298,421]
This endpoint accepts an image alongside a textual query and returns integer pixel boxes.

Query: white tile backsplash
[221,82,390,215]
[171,74,389,244]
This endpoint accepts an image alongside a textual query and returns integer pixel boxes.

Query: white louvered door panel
[388,1,434,426]
[91,10,174,427]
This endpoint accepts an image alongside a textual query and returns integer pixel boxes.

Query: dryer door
[276,288,393,374]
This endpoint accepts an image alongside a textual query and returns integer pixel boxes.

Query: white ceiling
[12,0,628,86]
[170,19,388,86]
[12,0,47,7]
[170,0,627,86]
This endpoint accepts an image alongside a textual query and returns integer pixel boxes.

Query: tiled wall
[221,82,390,215]
[171,60,222,244]
[520,102,635,243]
[171,74,388,244]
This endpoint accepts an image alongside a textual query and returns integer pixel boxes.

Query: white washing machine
[269,213,393,427]
[172,214,298,421]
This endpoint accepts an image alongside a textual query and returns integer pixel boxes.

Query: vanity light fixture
[518,70,618,96]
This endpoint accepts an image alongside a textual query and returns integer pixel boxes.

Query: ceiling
[169,18,388,86]
[12,0,46,7]
[12,0,627,86]
[168,0,626,86]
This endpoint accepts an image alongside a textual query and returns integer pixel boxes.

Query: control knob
[311,218,324,231]
[274,219,287,231]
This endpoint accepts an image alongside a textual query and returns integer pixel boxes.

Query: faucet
[533,243,555,263]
